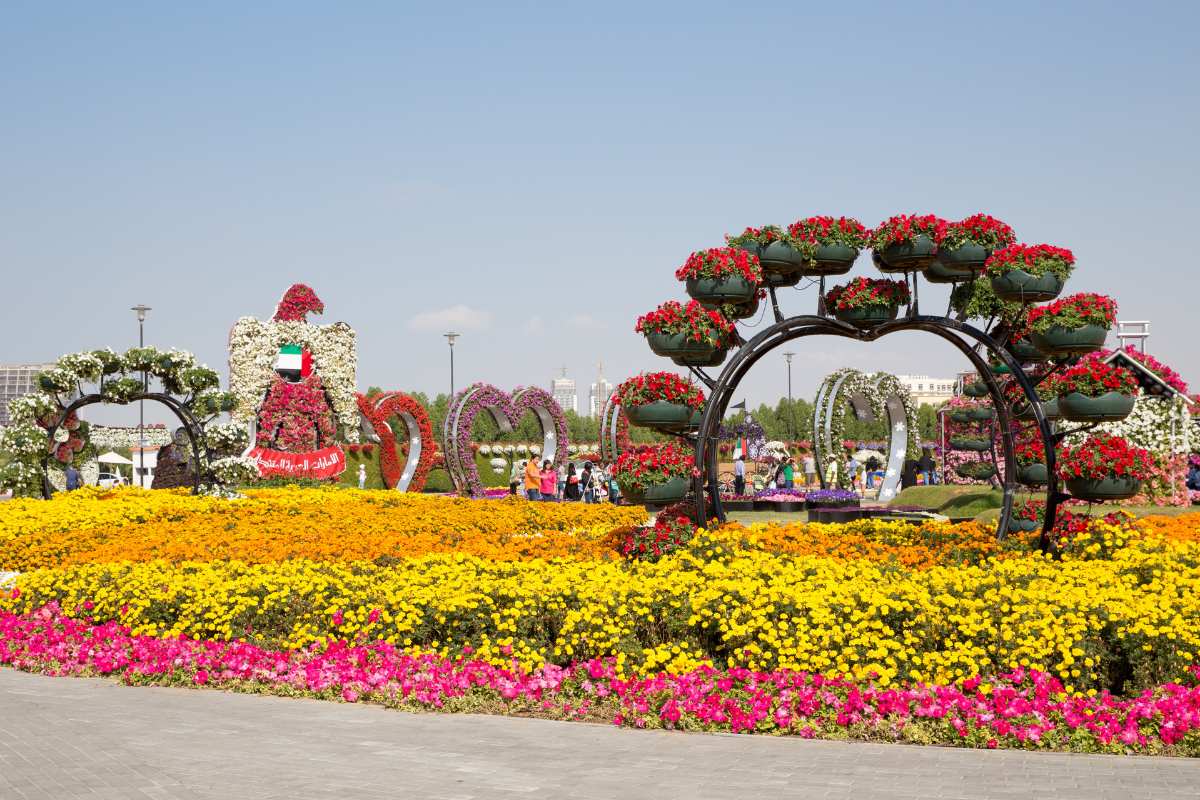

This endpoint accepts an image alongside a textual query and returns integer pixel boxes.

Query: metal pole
[783,351,795,439]
[131,304,151,488]
[444,332,459,398]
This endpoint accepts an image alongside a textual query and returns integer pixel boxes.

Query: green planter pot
[725,295,760,320]
[876,235,938,273]
[686,275,758,307]
[623,400,696,431]
[956,462,997,480]
[834,304,900,329]
[967,406,996,421]
[1007,338,1046,362]
[932,243,990,280]
[1065,476,1142,502]
[645,332,729,367]
[759,241,805,278]
[949,409,975,424]
[1012,398,1059,421]
[1042,397,1061,420]
[1007,518,1041,533]
[1031,324,1109,357]
[763,270,802,288]
[989,269,1065,302]
[733,241,761,259]
[989,361,1012,375]
[1056,391,1136,422]
[963,381,990,398]
[1017,463,1048,486]
[800,242,858,276]
[924,261,974,284]
[950,437,992,452]
[621,475,689,505]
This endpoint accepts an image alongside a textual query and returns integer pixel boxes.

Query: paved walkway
[2,669,1197,799]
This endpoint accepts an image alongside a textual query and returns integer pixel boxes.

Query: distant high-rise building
[896,374,956,407]
[588,361,613,418]
[551,366,577,415]
[0,363,53,426]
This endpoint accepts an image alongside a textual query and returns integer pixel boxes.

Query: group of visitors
[768,453,820,490]
[510,458,612,503]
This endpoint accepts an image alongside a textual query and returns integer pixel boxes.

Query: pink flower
[331,610,344,627]
[342,688,360,703]
[194,670,209,685]
[367,609,381,624]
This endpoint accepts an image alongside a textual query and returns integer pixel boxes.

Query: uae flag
[733,435,748,460]
[275,344,313,380]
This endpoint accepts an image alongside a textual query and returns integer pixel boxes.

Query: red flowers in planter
[1014,440,1046,467]
[674,247,763,284]
[867,214,948,249]
[985,244,1075,279]
[1056,434,1153,481]
[1058,360,1138,397]
[612,443,694,491]
[943,214,1016,250]
[824,277,911,310]
[615,372,705,411]
[635,300,736,348]
[1027,293,1118,334]
[785,216,869,251]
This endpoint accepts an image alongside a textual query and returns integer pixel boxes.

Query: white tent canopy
[97,451,134,465]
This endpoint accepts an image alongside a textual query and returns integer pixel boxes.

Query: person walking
[803,453,816,487]
[509,459,522,495]
[918,448,936,486]
[524,457,542,500]
[564,463,581,500]
[539,459,557,501]
[357,463,367,489]
[845,454,860,493]
[580,462,595,503]
[733,455,746,496]
[65,464,82,491]
[782,457,795,490]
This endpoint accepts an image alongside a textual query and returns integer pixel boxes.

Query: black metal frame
[41,392,214,499]
[687,294,1060,548]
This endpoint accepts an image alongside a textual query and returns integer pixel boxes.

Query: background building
[0,363,54,426]
[896,374,956,407]
[588,362,613,418]
[550,367,577,415]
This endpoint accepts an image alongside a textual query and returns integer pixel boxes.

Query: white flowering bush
[227,318,359,440]
[209,456,261,486]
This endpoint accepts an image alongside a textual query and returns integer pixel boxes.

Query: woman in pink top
[539,459,557,501]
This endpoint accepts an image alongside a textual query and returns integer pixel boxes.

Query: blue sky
[3,2,1197,425]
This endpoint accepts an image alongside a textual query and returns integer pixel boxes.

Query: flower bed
[3,605,1199,754]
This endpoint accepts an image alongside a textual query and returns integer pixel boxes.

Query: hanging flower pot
[989,361,1012,375]
[616,373,706,433]
[638,300,735,366]
[1054,360,1137,422]
[826,277,909,329]
[1008,517,1041,533]
[950,436,991,452]
[962,380,990,398]
[1057,434,1152,502]
[783,216,868,276]
[1008,501,1044,533]
[613,443,693,506]
[1065,476,1142,501]
[1012,397,1061,421]
[1027,294,1118,357]
[984,244,1074,302]
[622,476,690,505]
[949,409,975,424]
[930,215,1016,284]
[1007,338,1046,362]
[721,291,765,321]
[956,461,997,480]
[869,215,947,273]
[677,248,762,308]
[967,406,996,421]
[1017,463,1048,486]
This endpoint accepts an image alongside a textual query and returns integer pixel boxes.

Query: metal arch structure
[692,312,1058,545]
[811,369,917,502]
[40,391,214,499]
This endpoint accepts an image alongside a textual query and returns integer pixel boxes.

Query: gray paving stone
[2,667,1199,798]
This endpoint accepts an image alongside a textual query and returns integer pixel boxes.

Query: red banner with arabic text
[247,445,346,480]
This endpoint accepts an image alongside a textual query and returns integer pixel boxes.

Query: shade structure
[97,451,134,465]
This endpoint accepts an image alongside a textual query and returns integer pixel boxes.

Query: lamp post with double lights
[131,304,151,487]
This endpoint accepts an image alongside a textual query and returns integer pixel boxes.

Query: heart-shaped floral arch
[356,392,436,492]
[442,383,569,497]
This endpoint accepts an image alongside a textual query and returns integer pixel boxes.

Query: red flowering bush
[635,300,736,348]
[1057,434,1153,481]
[1001,371,1062,404]
[1014,440,1046,467]
[272,283,325,322]
[1058,360,1138,398]
[984,244,1075,280]
[867,214,948,249]
[785,216,869,255]
[825,277,911,310]
[615,372,705,411]
[942,213,1016,250]
[1027,293,1118,335]
[1084,348,1190,394]
[612,443,694,491]
[256,374,337,451]
[616,515,696,562]
[725,225,784,247]
[674,247,763,284]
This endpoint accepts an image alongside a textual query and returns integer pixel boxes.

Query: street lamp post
[444,332,460,397]
[131,305,151,487]
[782,351,795,440]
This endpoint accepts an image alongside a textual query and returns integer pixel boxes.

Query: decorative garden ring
[442,383,568,498]
[357,391,435,491]
[598,391,628,464]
